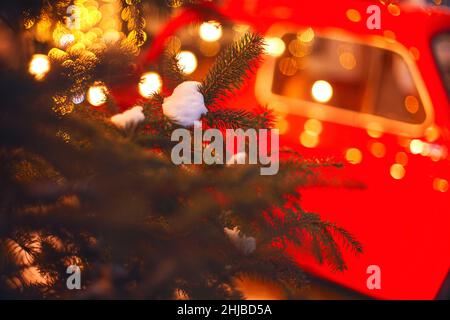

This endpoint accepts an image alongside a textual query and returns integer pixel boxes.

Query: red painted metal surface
[220,0,450,299]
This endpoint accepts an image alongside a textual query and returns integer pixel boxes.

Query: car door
[254,24,450,299]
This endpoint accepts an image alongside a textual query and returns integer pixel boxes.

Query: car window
[432,32,450,99]
[271,33,426,124]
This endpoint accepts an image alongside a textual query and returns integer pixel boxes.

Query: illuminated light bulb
[346,9,361,22]
[300,131,319,148]
[29,54,50,81]
[369,141,386,158]
[433,178,448,193]
[59,34,75,47]
[409,139,424,155]
[265,37,286,57]
[395,152,408,166]
[87,84,108,107]
[139,72,162,98]
[366,122,383,138]
[345,148,362,165]
[404,95,419,114]
[390,163,405,180]
[304,119,322,136]
[425,125,440,142]
[311,80,333,103]
[177,51,198,75]
[199,21,223,42]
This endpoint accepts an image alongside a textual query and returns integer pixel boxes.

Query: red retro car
[211,0,450,299]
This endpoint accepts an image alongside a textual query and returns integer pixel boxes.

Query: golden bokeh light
[346,9,361,22]
[200,41,221,57]
[29,54,50,80]
[409,139,424,155]
[199,21,223,42]
[59,33,75,47]
[345,148,362,165]
[395,152,408,166]
[404,95,419,114]
[278,57,298,76]
[311,80,333,103]
[339,51,357,70]
[177,51,198,75]
[304,119,323,136]
[87,83,108,106]
[298,28,315,43]
[300,131,319,148]
[433,178,449,193]
[276,117,289,135]
[388,3,401,16]
[424,125,440,142]
[369,141,386,158]
[288,39,312,58]
[139,72,162,98]
[265,37,286,57]
[390,163,405,180]
[366,122,383,138]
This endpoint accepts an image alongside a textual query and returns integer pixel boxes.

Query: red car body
[217,0,450,299]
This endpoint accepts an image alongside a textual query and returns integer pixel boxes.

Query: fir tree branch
[161,51,187,91]
[200,32,265,107]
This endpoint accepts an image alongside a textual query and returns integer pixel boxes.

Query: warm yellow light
[87,84,108,107]
[199,21,222,42]
[366,122,383,138]
[59,34,75,47]
[425,125,440,142]
[177,51,197,75]
[404,95,419,114]
[339,52,356,70]
[265,37,286,57]
[278,57,298,76]
[29,54,50,80]
[276,117,289,135]
[395,152,408,166]
[433,178,448,193]
[369,142,386,158]
[139,72,162,98]
[409,139,424,155]
[311,80,333,103]
[388,3,401,16]
[346,9,361,22]
[300,131,319,148]
[304,119,322,136]
[298,28,315,43]
[390,163,405,180]
[345,148,362,164]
